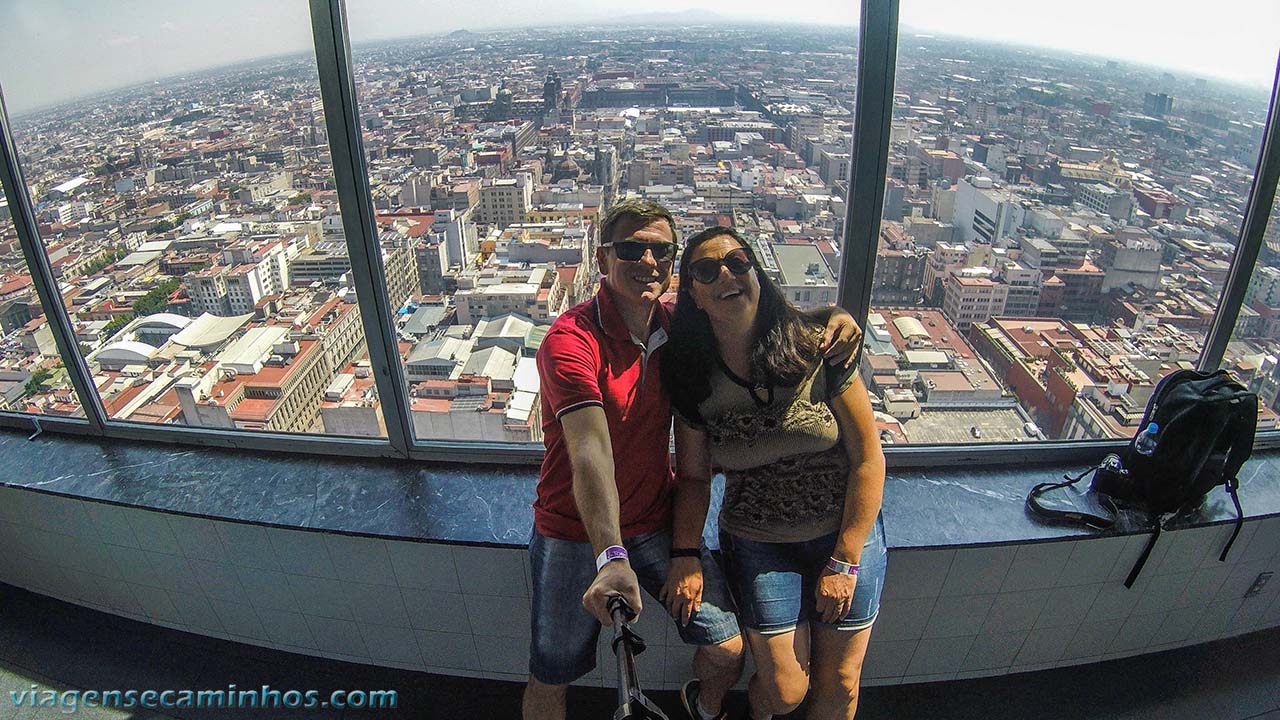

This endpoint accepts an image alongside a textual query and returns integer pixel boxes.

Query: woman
[662,227,886,720]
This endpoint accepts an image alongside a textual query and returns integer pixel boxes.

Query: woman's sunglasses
[601,240,679,262]
[688,248,754,284]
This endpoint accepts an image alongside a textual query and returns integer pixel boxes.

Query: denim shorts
[528,528,741,685]
[719,514,887,635]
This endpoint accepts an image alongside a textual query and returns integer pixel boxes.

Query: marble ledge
[1,428,1277,551]
[882,451,1280,549]
[0,428,536,547]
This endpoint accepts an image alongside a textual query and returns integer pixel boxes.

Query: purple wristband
[596,545,628,571]
[825,557,860,575]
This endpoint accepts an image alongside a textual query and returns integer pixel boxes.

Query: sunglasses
[601,240,678,262]
[688,248,754,284]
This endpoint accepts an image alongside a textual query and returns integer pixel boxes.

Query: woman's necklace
[716,354,774,408]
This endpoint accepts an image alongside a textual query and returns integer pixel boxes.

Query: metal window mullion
[309,0,414,456]
[882,431,1280,469]
[0,411,91,437]
[100,420,403,459]
[0,85,107,433]
[838,0,900,328]
[406,440,544,465]
[1199,53,1280,372]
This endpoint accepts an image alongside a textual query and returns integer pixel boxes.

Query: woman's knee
[810,660,864,710]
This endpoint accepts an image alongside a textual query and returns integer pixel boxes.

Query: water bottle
[1134,422,1160,456]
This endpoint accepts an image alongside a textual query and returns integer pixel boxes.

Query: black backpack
[1096,369,1258,587]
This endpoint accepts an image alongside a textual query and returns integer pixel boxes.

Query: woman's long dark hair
[664,227,822,423]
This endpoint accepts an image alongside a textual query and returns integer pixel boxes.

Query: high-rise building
[942,273,1009,331]
[1143,92,1174,117]
[452,265,564,325]
[872,239,930,305]
[819,150,851,187]
[998,261,1043,317]
[1077,183,1133,221]
[770,243,838,310]
[952,177,1027,247]
[1099,234,1164,293]
[500,222,590,267]
[415,239,447,296]
[477,177,532,230]
[381,235,421,310]
[1247,266,1280,308]
[1133,186,1187,222]
[542,72,563,111]
[175,327,331,434]
[1049,261,1106,322]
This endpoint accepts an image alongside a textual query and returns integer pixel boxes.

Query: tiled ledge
[0,482,1276,688]
[0,427,1277,687]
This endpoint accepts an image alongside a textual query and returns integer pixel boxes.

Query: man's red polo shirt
[534,285,673,542]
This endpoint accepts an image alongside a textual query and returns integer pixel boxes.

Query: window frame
[0,0,1276,469]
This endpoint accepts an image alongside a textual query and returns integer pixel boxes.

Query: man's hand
[821,311,862,368]
[583,561,643,626]
[814,568,855,624]
[659,556,703,626]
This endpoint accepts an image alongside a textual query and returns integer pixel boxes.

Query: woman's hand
[660,556,704,626]
[815,568,856,624]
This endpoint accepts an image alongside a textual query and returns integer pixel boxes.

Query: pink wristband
[825,557,860,575]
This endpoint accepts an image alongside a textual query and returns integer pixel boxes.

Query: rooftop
[771,242,836,287]
[900,407,1032,444]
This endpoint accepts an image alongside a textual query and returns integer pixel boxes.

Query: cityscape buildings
[1,23,1277,444]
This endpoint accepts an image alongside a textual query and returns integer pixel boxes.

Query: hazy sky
[1,0,1276,114]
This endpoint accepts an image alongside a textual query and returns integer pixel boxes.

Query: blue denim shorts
[528,528,741,685]
[719,514,887,635]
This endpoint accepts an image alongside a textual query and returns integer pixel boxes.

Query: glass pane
[866,1,1279,444]
[0,2,386,438]
[347,4,859,441]
[1220,183,1280,432]
[0,181,84,415]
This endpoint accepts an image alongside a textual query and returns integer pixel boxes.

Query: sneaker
[679,679,728,720]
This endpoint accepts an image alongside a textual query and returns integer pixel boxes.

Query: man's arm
[804,306,863,368]
[561,406,644,625]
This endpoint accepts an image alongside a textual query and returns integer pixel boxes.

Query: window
[0,181,85,416]
[1220,183,1280,431]
[0,1,387,439]
[860,0,1280,445]
[346,1,860,442]
[0,0,1275,463]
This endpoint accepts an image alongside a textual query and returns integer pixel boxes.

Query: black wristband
[669,547,701,559]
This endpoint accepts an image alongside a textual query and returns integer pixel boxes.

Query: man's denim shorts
[718,513,887,635]
[528,527,741,685]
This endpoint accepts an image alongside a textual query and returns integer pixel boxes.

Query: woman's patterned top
[679,351,859,543]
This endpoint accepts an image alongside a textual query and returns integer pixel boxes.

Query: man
[523,200,859,720]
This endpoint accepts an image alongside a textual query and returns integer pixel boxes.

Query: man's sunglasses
[601,240,679,262]
[688,248,754,284]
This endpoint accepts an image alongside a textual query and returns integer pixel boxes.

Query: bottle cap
[1147,422,1159,433]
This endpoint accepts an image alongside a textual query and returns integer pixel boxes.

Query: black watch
[669,547,701,559]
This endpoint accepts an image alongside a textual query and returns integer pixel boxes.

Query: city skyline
[1,0,1277,115]
[2,20,1280,444]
